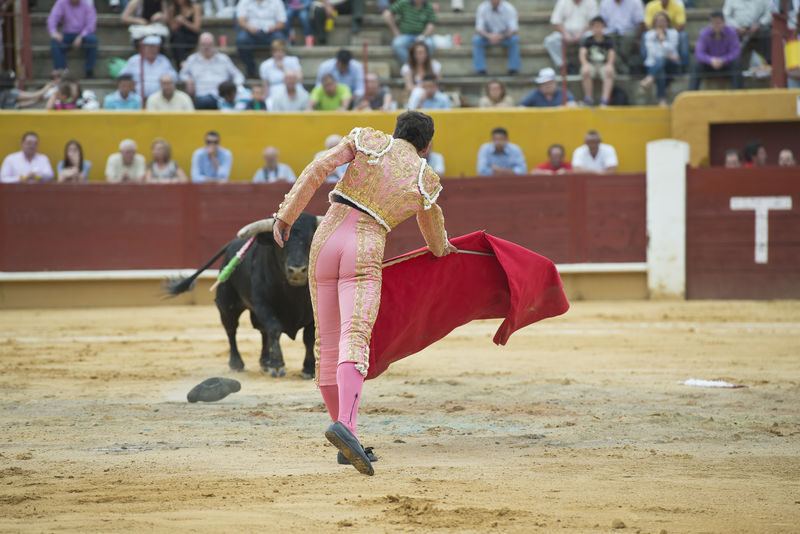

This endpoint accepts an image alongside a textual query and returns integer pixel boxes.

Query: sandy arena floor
[0,301,799,533]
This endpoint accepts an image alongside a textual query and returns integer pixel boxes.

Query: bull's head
[254,214,324,287]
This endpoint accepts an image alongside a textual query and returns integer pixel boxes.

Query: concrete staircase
[25,0,750,106]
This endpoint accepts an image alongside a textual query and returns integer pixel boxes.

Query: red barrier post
[139,41,145,109]
[560,35,567,106]
[771,11,790,88]
[361,39,368,76]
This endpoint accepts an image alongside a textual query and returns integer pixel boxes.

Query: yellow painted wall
[0,108,670,180]
[672,89,800,167]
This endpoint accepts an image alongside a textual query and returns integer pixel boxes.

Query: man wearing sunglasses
[191,130,233,182]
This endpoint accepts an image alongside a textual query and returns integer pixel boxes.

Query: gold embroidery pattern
[308,203,351,386]
[345,213,386,376]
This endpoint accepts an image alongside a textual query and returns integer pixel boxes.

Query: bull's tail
[162,243,230,297]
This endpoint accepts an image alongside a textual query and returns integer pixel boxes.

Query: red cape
[367,231,570,380]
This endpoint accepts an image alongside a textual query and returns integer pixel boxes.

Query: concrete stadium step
[29,0,725,15]
[30,9,715,50]
[30,43,553,78]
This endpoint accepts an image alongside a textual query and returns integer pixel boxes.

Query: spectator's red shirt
[742,161,755,168]
[535,161,573,172]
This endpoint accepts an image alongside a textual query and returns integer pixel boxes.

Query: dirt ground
[0,300,799,533]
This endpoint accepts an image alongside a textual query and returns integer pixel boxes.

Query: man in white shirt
[105,139,147,183]
[236,0,286,77]
[180,32,245,109]
[544,0,599,69]
[119,35,177,98]
[599,0,645,73]
[268,70,310,111]
[723,0,773,66]
[146,74,195,111]
[0,132,54,183]
[571,130,619,173]
[252,146,297,182]
[472,0,521,75]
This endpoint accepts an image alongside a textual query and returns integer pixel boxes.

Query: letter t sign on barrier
[730,196,793,264]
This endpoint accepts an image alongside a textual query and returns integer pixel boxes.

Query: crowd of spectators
[31,0,800,112]
[723,141,796,168]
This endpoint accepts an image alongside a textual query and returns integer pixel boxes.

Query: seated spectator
[236,0,286,78]
[104,74,142,110]
[217,80,248,111]
[284,0,313,45]
[778,148,796,167]
[479,79,513,108]
[310,0,365,45]
[402,41,442,105]
[644,0,689,69]
[180,32,245,109]
[316,49,365,100]
[121,0,167,27]
[259,39,301,98]
[477,127,526,176]
[531,144,573,174]
[252,146,296,182]
[146,74,195,110]
[571,130,618,173]
[120,35,177,98]
[579,16,615,106]
[145,138,187,183]
[725,0,772,67]
[269,70,310,111]
[472,0,521,76]
[105,139,146,183]
[519,67,576,107]
[743,141,767,167]
[167,0,202,68]
[191,130,232,182]
[57,140,91,183]
[599,0,644,74]
[407,74,451,109]
[0,70,56,109]
[46,79,81,110]
[245,83,269,110]
[354,72,393,110]
[1,132,54,183]
[47,0,98,79]
[724,148,742,168]
[425,142,445,175]
[689,10,742,91]
[308,73,352,111]
[640,11,680,107]
[383,0,436,64]
[544,0,598,70]
[314,134,348,181]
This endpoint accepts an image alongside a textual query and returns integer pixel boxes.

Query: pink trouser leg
[319,385,339,422]
[337,362,364,437]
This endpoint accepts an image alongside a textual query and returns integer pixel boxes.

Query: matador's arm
[275,135,356,225]
[415,164,449,257]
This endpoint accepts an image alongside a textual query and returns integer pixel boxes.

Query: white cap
[141,35,162,46]
[535,67,556,84]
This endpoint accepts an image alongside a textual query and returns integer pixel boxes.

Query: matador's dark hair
[394,111,434,152]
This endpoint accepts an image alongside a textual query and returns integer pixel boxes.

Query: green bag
[106,58,127,79]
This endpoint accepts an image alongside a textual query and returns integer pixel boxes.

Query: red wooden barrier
[0,174,646,271]
[687,167,800,299]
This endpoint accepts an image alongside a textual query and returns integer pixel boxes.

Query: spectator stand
[14,0,774,108]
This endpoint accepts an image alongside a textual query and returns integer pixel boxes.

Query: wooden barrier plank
[686,167,800,299]
[0,176,647,272]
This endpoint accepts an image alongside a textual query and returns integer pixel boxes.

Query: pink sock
[319,385,339,422]
[337,362,364,438]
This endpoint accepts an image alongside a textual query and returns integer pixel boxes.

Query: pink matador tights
[309,204,386,439]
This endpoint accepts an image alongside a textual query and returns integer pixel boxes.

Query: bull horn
[237,218,275,239]
[316,216,325,226]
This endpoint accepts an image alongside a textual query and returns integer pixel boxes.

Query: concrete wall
[0,108,669,181]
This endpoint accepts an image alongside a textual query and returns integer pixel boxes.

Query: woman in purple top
[689,10,742,90]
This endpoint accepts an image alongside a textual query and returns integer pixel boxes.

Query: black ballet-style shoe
[186,377,241,403]
[325,422,374,475]
[337,446,377,465]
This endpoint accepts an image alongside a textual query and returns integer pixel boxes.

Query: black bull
[165,213,319,379]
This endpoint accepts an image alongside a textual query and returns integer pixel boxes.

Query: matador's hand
[439,241,457,256]
[273,218,291,248]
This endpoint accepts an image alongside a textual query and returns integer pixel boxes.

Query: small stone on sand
[612,519,626,529]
